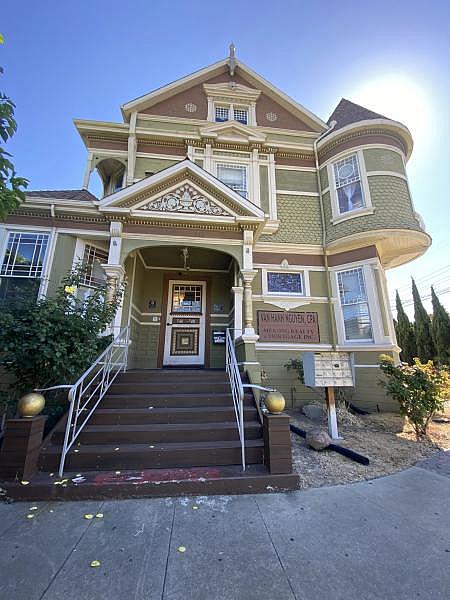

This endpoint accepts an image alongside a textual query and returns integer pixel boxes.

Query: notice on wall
[257,311,320,343]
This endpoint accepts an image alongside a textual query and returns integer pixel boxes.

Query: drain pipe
[314,122,338,349]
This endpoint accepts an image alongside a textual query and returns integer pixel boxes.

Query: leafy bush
[379,354,449,436]
[0,265,124,396]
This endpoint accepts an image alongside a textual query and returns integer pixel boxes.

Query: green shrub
[0,265,124,396]
[379,354,449,436]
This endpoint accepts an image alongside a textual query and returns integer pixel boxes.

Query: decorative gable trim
[199,121,266,144]
[99,159,265,223]
[136,183,231,217]
[203,82,261,103]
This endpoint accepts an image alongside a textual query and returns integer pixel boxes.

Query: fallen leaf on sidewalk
[20,481,30,486]
[29,506,38,511]
[90,560,101,568]
[177,546,186,553]
[95,513,104,518]
[26,514,35,519]
[84,514,94,520]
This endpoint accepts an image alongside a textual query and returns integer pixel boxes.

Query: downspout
[314,121,338,350]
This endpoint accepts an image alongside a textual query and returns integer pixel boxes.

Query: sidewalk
[1,452,449,600]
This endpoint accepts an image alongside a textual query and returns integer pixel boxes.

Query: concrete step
[101,393,253,409]
[108,381,231,395]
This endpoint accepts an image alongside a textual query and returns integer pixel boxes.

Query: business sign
[257,311,320,343]
[212,330,226,345]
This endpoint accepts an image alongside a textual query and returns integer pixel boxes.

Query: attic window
[214,104,248,125]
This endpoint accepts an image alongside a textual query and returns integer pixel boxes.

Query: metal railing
[225,328,246,471]
[58,325,130,476]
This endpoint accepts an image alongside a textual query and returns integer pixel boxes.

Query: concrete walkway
[1,453,449,600]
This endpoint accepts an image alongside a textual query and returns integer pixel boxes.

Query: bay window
[0,231,50,302]
[337,267,373,341]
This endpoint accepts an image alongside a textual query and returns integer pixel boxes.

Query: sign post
[325,386,339,439]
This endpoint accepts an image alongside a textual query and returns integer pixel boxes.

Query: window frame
[214,102,249,125]
[80,243,109,288]
[261,267,309,297]
[336,266,373,343]
[215,162,248,198]
[0,228,53,303]
[328,150,373,224]
[331,261,386,346]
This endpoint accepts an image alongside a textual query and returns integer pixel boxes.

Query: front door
[163,280,206,366]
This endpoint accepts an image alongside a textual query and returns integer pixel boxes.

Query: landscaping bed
[288,402,450,489]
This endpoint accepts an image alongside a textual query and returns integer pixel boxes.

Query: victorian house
[0,48,430,488]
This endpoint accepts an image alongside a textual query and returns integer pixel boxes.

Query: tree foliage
[431,286,450,366]
[379,354,449,436]
[395,290,417,364]
[0,35,28,220]
[0,265,124,395]
[412,278,435,362]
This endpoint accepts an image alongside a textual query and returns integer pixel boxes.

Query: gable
[99,160,265,223]
[124,57,326,133]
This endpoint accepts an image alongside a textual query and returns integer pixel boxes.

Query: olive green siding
[136,119,199,134]
[275,169,318,194]
[267,133,314,146]
[194,159,204,168]
[129,320,160,369]
[309,271,328,297]
[134,157,180,179]
[46,234,76,297]
[319,166,328,190]
[259,165,270,213]
[323,176,421,243]
[257,349,395,411]
[363,148,405,174]
[259,195,323,244]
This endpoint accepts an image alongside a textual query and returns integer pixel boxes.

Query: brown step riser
[52,427,262,445]
[41,447,263,471]
[118,372,228,382]
[89,409,257,426]
[101,396,254,409]
[108,383,231,394]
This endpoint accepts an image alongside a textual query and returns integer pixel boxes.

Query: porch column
[231,285,244,339]
[102,221,126,334]
[241,269,258,339]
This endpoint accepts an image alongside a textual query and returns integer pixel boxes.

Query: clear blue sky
[2,0,450,315]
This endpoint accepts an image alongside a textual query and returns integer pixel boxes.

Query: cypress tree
[395,291,417,363]
[412,278,435,362]
[431,286,450,366]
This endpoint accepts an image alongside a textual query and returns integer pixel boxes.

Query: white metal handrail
[225,328,246,471]
[58,325,130,476]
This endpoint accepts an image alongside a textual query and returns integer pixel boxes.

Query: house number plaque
[257,311,320,343]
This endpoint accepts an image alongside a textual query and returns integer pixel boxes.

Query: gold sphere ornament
[264,390,286,414]
[17,392,45,418]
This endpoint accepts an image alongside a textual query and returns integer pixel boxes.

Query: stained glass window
[267,272,303,294]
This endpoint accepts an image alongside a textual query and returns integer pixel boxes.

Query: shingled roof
[327,98,387,132]
[26,189,98,202]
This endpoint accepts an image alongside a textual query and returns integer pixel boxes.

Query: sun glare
[351,75,431,150]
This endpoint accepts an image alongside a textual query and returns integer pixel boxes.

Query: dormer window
[214,104,248,125]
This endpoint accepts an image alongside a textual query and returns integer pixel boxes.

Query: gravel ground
[288,402,450,489]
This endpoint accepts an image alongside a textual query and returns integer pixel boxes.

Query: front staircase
[32,369,299,498]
